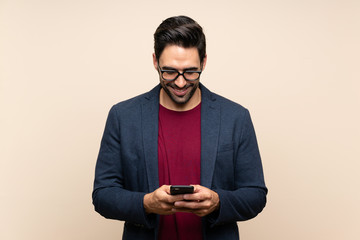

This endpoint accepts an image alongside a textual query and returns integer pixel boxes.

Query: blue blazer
[93,84,267,240]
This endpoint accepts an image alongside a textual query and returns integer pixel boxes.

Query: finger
[162,185,171,194]
[169,194,185,202]
[161,202,176,211]
[191,184,202,193]
[183,191,211,201]
[173,200,208,210]
[173,207,209,217]
[171,207,194,213]
[156,187,184,203]
[162,193,185,204]
[192,209,209,217]
[173,206,209,217]
[183,192,201,201]
[158,185,171,194]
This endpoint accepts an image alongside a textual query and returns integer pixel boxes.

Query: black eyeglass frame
[158,66,202,82]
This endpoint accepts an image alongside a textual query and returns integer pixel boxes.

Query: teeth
[171,87,189,95]
[174,89,186,93]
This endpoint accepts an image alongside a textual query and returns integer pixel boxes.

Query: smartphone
[170,185,194,195]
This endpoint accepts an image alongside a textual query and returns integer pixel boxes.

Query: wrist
[213,191,220,210]
[143,193,152,214]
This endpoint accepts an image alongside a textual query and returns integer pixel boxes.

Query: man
[92,16,267,240]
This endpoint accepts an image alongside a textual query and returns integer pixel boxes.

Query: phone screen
[170,185,194,195]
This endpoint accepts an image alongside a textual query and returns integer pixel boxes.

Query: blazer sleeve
[92,106,156,229]
[207,109,267,226]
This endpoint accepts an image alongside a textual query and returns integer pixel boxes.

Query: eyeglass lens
[162,70,200,81]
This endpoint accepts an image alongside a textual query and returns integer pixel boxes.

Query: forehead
[159,45,200,68]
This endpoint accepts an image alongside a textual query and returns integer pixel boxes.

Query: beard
[160,80,200,105]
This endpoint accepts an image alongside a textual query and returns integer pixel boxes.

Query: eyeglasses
[158,66,202,81]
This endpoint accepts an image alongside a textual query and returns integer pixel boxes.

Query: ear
[152,53,158,71]
[201,54,207,70]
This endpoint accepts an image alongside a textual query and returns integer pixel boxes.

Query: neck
[160,88,201,111]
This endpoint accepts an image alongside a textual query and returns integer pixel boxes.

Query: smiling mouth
[171,87,190,96]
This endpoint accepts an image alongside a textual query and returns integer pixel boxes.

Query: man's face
[153,45,206,106]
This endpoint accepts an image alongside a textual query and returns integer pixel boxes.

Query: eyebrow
[161,66,200,71]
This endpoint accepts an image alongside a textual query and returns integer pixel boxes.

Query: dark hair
[154,15,206,64]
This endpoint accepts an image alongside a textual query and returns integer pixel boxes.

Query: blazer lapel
[142,85,161,192]
[200,84,220,188]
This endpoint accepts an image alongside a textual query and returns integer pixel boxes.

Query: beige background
[1,0,359,239]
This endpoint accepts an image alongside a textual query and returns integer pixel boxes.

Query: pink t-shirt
[158,103,202,240]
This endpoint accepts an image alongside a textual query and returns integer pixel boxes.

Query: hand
[143,185,184,215]
[172,185,220,217]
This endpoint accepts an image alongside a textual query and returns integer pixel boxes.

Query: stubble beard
[160,80,199,105]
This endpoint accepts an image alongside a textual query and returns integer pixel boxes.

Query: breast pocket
[212,143,235,190]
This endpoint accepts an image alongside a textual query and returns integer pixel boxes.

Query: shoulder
[201,84,249,116]
[215,92,247,111]
[110,85,161,112]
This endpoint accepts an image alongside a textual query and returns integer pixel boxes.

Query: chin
[171,96,191,105]
[161,81,199,106]
[167,88,194,105]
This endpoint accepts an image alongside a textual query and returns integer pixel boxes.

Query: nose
[174,75,187,88]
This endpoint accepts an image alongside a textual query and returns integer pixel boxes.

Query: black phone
[170,185,194,195]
